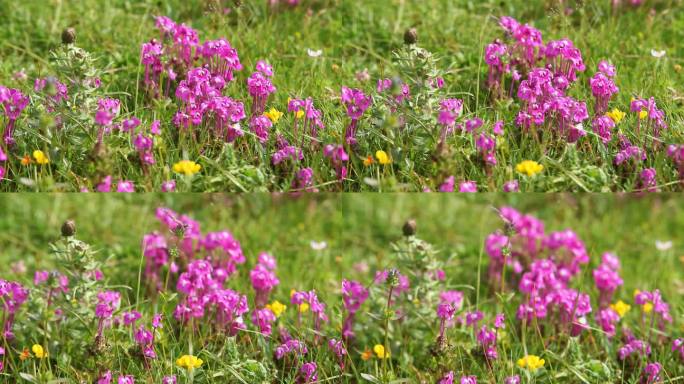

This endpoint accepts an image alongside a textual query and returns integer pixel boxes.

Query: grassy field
[0,0,683,191]
[0,193,682,382]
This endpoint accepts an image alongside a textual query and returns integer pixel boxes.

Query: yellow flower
[264,108,283,124]
[642,302,653,314]
[606,108,626,124]
[516,160,544,177]
[360,349,373,361]
[172,160,201,176]
[375,150,391,165]
[266,300,287,318]
[610,300,631,318]
[517,355,545,372]
[21,155,32,165]
[32,150,49,165]
[31,344,47,359]
[176,354,203,371]
[373,344,390,359]
[363,155,374,167]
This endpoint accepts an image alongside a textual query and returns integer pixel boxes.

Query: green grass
[0,0,683,191]
[0,194,682,382]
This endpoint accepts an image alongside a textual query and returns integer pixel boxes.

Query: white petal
[650,49,666,58]
[307,48,323,57]
[655,240,672,251]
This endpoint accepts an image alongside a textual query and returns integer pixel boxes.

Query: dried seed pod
[61,27,76,45]
[402,219,417,237]
[61,220,76,237]
[404,28,418,45]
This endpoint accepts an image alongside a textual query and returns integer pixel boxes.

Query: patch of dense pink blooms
[2,11,683,192]
[1,205,682,381]
[174,258,249,334]
[141,16,335,186]
[477,206,677,382]
[481,15,678,188]
[486,207,594,335]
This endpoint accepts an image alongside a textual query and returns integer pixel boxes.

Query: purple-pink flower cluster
[275,338,308,360]
[0,86,30,145]
[291,290,328,332]
[634,289,672,329]
[631,97,667,138]
[174,259,249,334]
[341,87,372,145]
[288,97,325,139]
[173,67,246,141]
[515,68,589,142]
[250,252,280,307]
[486,207,594,335]
[666,144,684,183]
[589,61,619,115]
[341,279,369,340]
[0,279,29,340]
[323,144,349,181]
[593,252,623,307]
[247,60,276,117]
[618,338,651,360]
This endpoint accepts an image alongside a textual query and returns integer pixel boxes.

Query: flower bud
[61,220,76,237]
[404,28,418,45]
[172,223,188,239]
[387,268,400,287]
[61,28,76,45]
[402,219,417,237]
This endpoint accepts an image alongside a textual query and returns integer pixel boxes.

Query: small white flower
[307,48,323,58]
[651,49,666,58]
[310,240,327,251]
[655,240,672,251]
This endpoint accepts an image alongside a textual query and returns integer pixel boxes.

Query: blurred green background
[0,193,682,318]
